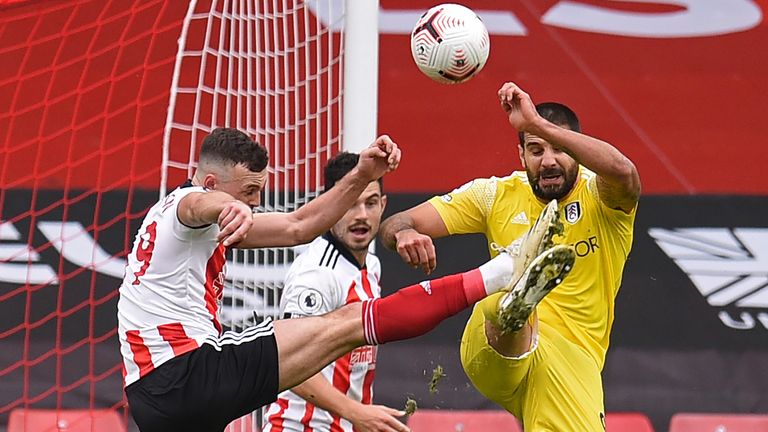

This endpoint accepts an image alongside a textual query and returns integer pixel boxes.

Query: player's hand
[498,82,539,132]
[395,229,437,275]
[357,135,401,181]
[348,404,410,432]
[216,200,253,246]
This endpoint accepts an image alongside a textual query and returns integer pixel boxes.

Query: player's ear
[203,173,217,190]
[380,194,388,212]
[518,144,526,167]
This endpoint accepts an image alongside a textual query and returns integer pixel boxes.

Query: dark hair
[324,152,384,192]
[200,127,269,172]
[518,102,581,145]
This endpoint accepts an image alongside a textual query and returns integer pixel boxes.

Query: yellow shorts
[460,296,605,431]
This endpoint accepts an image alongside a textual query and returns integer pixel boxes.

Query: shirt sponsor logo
[649,227,768,331]
[350,345,377,371]
[572,235,599,257]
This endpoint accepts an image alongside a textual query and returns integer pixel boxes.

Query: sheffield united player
[264,152,405,432]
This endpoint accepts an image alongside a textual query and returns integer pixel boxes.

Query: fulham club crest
[565,202,582,224]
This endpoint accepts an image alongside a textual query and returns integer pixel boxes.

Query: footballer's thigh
[273,302,365,391]
[460,297,605,431]
[521,322,605,431]
[460,297,532,418]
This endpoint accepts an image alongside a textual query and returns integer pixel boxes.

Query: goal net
[0,0,372,430]
[162,0,346,330]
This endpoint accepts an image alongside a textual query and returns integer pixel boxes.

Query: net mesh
[162,0,344,332]
[0,0,346,429]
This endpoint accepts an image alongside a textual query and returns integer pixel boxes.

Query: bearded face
[527,163,579,201]
[519,133,579,201]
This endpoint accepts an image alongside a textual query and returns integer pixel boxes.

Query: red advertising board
[1,0,766,194]
[379,0,768,194]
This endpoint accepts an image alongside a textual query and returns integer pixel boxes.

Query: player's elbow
[283,212,327,245]
[282,223,313,246]
[610,158,640,195]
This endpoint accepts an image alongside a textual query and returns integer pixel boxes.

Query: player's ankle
[477,252,514,294]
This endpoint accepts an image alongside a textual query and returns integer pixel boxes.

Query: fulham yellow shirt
[429,168,636,370]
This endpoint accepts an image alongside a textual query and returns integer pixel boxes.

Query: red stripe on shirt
[204,243,226,333]
[361,365,376,405]
[345,280,360,304]
[360,269,374,298]
[125,330,155,378]
[268,397,290,432]
[330,353,352,432]
[300,402,315,432]
[157,322,199,356]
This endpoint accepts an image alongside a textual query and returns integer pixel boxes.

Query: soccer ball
[410,3,490,84]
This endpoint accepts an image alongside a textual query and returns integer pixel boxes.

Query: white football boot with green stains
[496,244,576,333]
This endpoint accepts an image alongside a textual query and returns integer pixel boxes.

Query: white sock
[478,253,514,295]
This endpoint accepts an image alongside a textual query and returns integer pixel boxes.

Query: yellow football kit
[429,168,636,431]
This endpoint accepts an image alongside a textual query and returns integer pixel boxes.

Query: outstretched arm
[498,82,641,212]
[379,202,449,274]
[292,374,409,432]
[236,135,400,248]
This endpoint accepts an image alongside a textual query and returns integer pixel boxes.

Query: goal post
[342,0,379,153]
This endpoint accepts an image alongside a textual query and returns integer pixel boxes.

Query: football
[410,3,490,84]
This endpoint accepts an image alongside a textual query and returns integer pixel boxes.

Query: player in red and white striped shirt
[118,128,565,432]
[265,152,406,432]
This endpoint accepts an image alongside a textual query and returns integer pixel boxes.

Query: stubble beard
[528,169,578,201]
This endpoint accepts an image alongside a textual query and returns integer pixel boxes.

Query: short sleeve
[280,267,342,318]
[586,174,637,220]
[585,174,637,259]
[428,178,498,235]
[167,187,219,242]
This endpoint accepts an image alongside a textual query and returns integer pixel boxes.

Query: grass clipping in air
[404,365,447,415]
[429,365,446,395]
[404,397,418,416]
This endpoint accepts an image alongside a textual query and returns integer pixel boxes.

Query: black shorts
[125,320,279,432]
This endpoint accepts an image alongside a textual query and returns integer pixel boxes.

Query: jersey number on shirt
[132,221,157,285]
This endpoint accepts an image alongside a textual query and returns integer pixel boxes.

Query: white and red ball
[410,3,490,84]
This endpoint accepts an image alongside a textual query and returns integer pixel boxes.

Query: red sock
[361,269,486,345]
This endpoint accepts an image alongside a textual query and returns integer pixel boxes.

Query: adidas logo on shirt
[511,212,529,225]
